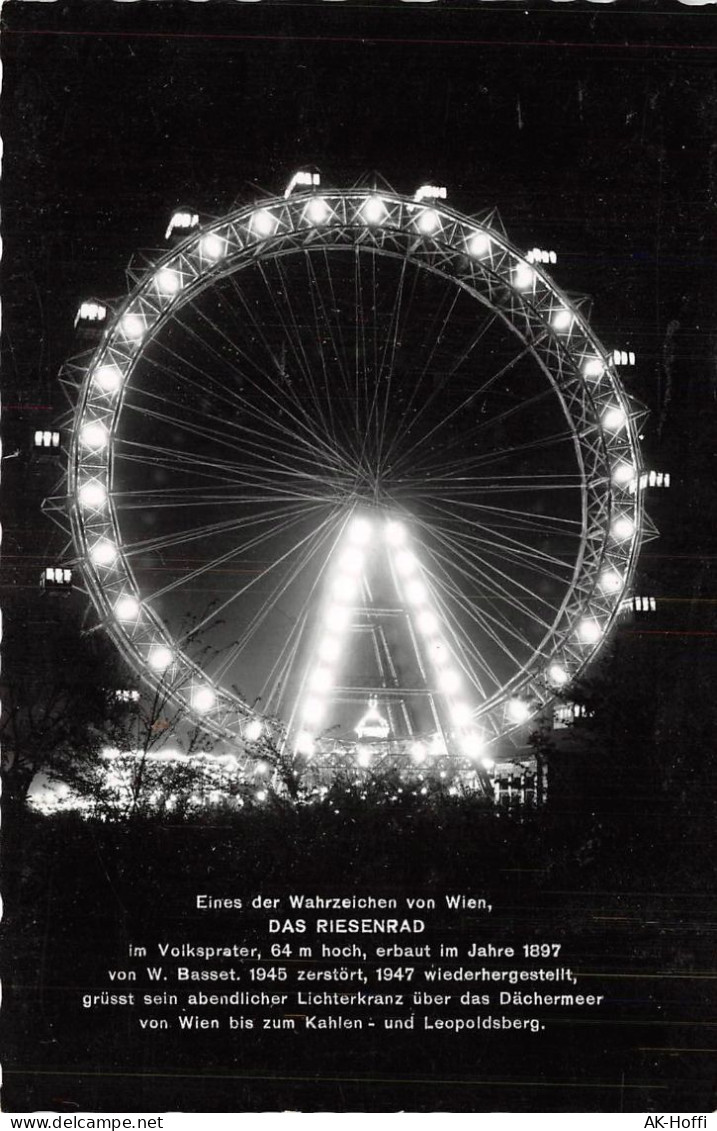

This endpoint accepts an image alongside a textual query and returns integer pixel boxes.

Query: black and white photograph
[1,0,716,1115]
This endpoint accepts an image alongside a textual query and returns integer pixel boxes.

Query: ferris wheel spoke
[152,285,347,474]
[390,332,549,478]
[209,510,345,683]
[144,308,334,467]
[119,500,317,564]
[175,507,341,648]
[121,394,345,483]
[423,521,559,631]
[384,281,464,449]
[423,496,582,537]
[396,426,581,483]
[419,500,578,581]
[141,504,331,609]
[271,256,339,447]
[176,290,349,471]
[426,566,527,695]
[114,439,346,493]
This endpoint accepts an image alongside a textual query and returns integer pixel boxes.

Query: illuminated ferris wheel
[60,173,645,771]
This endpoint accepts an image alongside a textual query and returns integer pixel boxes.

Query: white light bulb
[439,668,461,695]
[599,568,623,594]
[94,365,122,393]
[90,540,116,567]
[547,663,569,687]
[115,595,140,621]
[156,268,181,295]
[79,482,106,508]
[450,701,472,727]
[460,733,484,759]
[120,312,145,340]
[514,262,535,290]
[245,718,263,742]
[507,697,531,724]
[309,667,333,693]
[149,645,173,671]
[603,406,627,431]
[394,550,417,577]
[339,547,364,575]
[416,208,439,234]
[416,610,438,636]
[192,686,216,713]
[612,515,634,542]
[410,742,427,763]
[303,697,324,725]
[385,520,406,546]
[324,603,351,630]
[318,636,341,663]
[306,197,329,224]
[200,233,225,260]
[583,357,604,380]
[356,747,372,768]
[405,579,427,605]
[552,308,572,332]
[295,731,314,756]
[348,516,372,544]
[81,422,108,449]
[578,617,602,644]
[362,196,386,225]
[468,232,490,257]
[252,209,276,237]
[613,462,636,486]
[333,575,357,603]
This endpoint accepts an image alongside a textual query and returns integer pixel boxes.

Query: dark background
[2,0,717,1114]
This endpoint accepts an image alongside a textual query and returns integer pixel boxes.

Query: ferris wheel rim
[66,184,646,756]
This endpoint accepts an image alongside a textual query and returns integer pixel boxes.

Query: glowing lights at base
[506,697,531,725]
[244,718,263,742]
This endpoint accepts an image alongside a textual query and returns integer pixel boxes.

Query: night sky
[2,0,717,1114]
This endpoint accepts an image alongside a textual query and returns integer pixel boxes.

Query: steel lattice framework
[57,184,645,765]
